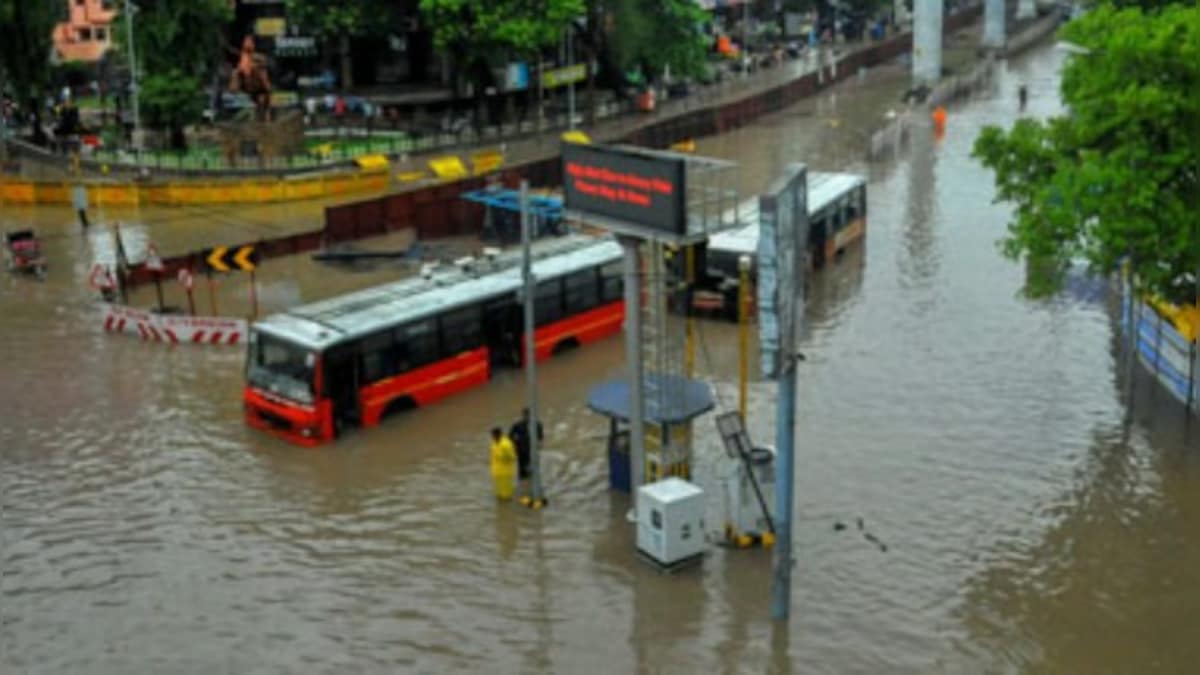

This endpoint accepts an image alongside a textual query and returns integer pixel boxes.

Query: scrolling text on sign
[565,162,674,208]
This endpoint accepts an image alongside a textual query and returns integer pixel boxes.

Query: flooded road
[3,42,1198,674]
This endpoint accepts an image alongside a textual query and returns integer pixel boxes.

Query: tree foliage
[607,0,710,79]
[420,0,585,65]
[113,0,232,134]
[286,0,398,89]
[0,0,61,102]
[973,4,1200,303]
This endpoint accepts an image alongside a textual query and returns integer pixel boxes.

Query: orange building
[53,0,117,63]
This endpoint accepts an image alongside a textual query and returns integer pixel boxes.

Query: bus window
[846,192,860,223]
[247,333,315,403]
[832,202,846,232]
[600,261,623,303]
[360,330,396,383]
[809,216,826,246]
[536,278,564,326]
[440,305,483,357]
[395,319,438,372]
[564,269,599,314]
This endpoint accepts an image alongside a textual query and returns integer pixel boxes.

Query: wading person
[509,408,544,488]
[489,427,517,501]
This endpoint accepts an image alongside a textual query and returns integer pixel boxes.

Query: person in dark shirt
[508,408,544,481]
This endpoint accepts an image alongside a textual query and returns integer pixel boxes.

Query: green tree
[972,4,1200,304]
[420,0,585,67]
[0,0,61,104]
[286,0,399,90]
[606,0,710,80]
[114,0,232,148]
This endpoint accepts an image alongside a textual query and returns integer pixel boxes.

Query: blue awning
[587,374,715,425]
[461,188,563,221]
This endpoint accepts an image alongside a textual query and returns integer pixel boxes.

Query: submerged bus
[706,171,867,284]
[245,235,625,446]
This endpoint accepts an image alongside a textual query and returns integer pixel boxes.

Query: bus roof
[708,171,865,258]
[255,234,623,351]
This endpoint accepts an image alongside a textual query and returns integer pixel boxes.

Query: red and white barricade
[102,305,247,346]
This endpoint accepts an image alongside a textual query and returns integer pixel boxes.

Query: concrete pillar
[983,0,1006,50]
[912,0,944,87]
[1017,0,1036,20]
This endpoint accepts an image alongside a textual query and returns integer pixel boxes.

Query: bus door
[323,344,361,435]
[483,296,520,367]
[809,214,828,268]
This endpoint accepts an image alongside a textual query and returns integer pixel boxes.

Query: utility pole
[521,181,544,505]
[123,0,141,163]
[567,27,576,130]
[742,0,750,78]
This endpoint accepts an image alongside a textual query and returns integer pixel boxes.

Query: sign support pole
[153,271,165,313]
[739,255,752,423]
[620,235,645,519]
[521,181,544,506]
[249,270,259,320]
[770,356,797,620]
[207,269,218,316]
[186,285,196,316]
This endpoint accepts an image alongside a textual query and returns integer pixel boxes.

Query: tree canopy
[606,0,710,79]
[285,0,399,88]
[420,0,585,68]
[973,3,1200,304]
[113,0,232,138]
[0,0,61,103]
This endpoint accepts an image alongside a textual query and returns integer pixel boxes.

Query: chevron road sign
[203,245,259,273]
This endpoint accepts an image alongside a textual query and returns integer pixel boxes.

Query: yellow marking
[470,150,504,176]
[355,154,390,172]
[207,246,230,273]
[233,246,257,271]
[561,130,591,145]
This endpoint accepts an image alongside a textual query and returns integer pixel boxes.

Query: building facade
[53,0,117,63]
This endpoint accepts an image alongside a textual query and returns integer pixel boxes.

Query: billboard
[562,144,687,239]
[757,164,808,379]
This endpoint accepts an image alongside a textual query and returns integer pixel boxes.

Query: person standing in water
[489,427,517,501]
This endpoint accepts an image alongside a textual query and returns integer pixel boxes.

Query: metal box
[636,477,706,567]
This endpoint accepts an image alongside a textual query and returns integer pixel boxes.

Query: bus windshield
[247,333,316,405]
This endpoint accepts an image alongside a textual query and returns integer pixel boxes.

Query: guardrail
[1124,296,1200,416]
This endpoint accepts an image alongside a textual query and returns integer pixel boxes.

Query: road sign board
[145,244,164,272]
[562,143,687,240]
[203,245,259,273]
[757,164,808,380]
[542,63,587,89]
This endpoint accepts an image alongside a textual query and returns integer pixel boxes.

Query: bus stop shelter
[587,374,715,492]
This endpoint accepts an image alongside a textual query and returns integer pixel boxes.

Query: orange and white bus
[244,235,625,446]
[707,171,867,278]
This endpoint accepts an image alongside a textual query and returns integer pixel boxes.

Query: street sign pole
[249,270,258,320]
[521,181,544,505]
[207,269,218,315]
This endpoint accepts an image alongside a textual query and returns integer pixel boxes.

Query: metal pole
[522,181,544,504]
[567,28,576,130]
[742,0,750,79]
[620,236,645,516]
[770,356,797,620]
[123,0,141,162]
[739,255,752,423]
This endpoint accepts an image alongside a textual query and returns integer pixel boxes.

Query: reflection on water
[3,41,1198,674]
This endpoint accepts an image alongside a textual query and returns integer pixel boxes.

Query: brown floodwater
[3,42,1198,674]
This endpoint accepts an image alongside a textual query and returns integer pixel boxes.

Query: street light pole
[123,0,141,162]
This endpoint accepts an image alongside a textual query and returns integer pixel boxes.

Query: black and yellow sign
[203,245,259,273]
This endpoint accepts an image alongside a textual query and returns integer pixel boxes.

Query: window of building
[95,27,107,43]
[78,27,92,42]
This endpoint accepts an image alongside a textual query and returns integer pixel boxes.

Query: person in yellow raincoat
[489,427,518,500]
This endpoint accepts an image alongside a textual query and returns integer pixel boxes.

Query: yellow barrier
[1149,296,1199,343]
[0,170,387,206]
[428,155,469,181]
[562,130,591,145]
[470,150,504,176]
[355,154,390,172]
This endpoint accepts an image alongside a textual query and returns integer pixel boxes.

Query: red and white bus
[244,235,625,447]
